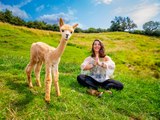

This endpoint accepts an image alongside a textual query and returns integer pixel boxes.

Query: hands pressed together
[92,55,104,68]
[84,56,108,70]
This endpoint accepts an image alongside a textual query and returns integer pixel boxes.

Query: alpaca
[25,18,78,102]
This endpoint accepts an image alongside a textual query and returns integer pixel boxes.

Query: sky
[0,0,160,30]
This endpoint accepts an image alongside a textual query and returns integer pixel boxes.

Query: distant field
[0,22,160,120]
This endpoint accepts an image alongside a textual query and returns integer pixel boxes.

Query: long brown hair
[91,39,106,58]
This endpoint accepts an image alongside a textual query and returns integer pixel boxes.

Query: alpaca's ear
[73,24,78,29]
[59,18,64,27]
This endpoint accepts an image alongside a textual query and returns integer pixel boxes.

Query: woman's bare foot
[86,89,103,97]
[105,90,112,95]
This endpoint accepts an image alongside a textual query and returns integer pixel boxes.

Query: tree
[110,16,123,31]
[88,28,98,33]
[143,21,160,36]
[45,24,54,31]
[11,16,26,26]
[143,21,160,33]
[0,9,25,26]
[3,9,13,23]
[126,17,137,31]
[26,21,34,28]
[74,27,83,33]
[110,16,137,31]
[97,28,108,32]
[52,24,59,31]
[0,11,5,22]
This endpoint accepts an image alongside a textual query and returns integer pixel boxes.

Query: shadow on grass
[6,79,35,111]
[69,80,88,95]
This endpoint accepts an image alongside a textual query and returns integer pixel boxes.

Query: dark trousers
[77,75,123,90]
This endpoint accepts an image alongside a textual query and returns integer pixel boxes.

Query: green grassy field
[0,22,160,120]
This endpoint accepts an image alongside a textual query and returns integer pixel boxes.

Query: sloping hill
[0,22,160,119]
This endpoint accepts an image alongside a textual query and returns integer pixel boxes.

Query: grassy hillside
[0,22,160,120]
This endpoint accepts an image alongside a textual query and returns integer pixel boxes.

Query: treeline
[75,27,108,33]
[130,21,160,36]
[108,16,137,31]
[0,9,60,31]
[0,10,108,33]
[0,9,160,36]
[109,16,160,36]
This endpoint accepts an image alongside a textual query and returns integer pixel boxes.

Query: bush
[129,30,145,34]
[152,30,160,36]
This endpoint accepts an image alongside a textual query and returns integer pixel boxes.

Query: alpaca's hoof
[45,95,50,103]
[45,97,50,103]
[57,92,61,96]
[36,80,41,87]
[29,83,33,88]
[36,83,42,87]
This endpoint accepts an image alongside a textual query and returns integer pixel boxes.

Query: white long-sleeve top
[81,56,115,82]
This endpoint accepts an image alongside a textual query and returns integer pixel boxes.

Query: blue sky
[0,0,160,29]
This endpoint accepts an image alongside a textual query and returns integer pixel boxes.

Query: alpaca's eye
[62,30,64,32]
[70,32,73,34]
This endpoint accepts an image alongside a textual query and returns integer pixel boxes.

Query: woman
[77,39,123,97]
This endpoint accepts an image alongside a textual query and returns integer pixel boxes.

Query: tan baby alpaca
[25,18,78,102]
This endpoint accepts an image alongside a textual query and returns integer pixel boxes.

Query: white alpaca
[25,18,78,102]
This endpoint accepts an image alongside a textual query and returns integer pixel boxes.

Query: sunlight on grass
[0,22,160,119]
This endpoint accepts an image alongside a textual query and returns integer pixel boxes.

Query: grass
[0,22,160,120]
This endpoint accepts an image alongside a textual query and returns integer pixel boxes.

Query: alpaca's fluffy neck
[55,38,67,58]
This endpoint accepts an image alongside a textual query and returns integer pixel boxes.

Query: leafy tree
[88,28,98,33]
[97,28,108,32]
[45,24,53,31]
[143,21,160,33]
[3,9,13,23]
[74,27,83,33]
[152,29,160,36]
[26,21,34,28]
[110,17,121,31]
[0,11,5,22]
[143,21,160,36]
[110,16,137,31]
[52,24,59,31]
[83,28,100,33]
[0,9,25,26]
[11,16,26,26]
[126,17,137,31]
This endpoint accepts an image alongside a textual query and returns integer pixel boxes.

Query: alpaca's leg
[53,65,60,96]
[34,61,43,87]
[45,65,52,102]
[25,61,36,88]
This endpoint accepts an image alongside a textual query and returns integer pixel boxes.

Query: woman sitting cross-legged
[77,39,123,97]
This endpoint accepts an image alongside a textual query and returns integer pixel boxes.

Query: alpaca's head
[59,18,78,40]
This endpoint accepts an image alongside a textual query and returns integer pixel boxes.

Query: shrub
[129,30,145,34]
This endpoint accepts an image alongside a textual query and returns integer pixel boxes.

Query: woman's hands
[94,55,103,67]
[93,57,98,66]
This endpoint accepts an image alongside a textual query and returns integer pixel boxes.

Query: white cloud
[14,0,32,8]
[130,3,160,27]
[11,7,29,19]
[0,1,31,19]
[38,8,77,24]
[36,5,44,12]
[95,0,112,5]
[113,2,160,29]
[38,8,84,28]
